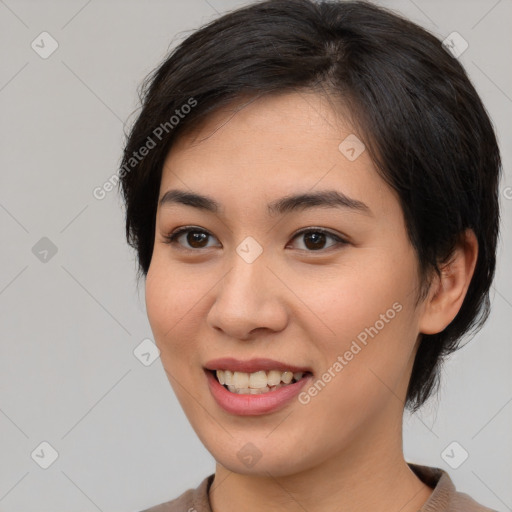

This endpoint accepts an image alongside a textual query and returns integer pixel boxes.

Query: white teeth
[249,371,268,389]
[214,369,307,393]
[267,370,281,386]
[281,371,293,384]
[226,383,286,395]
[233,371,249,388]
[249,386,276,394]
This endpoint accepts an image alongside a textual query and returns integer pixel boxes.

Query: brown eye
[303,231,327,250]
[185,231,209,248]
[289,228,346,251]
[164,226,347,253]
[164,227,219,250]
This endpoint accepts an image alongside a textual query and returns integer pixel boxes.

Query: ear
[418,229,479,335]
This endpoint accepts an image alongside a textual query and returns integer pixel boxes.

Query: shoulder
[450,491,498,512]
[138,474,215,512]
[408,463,498,512]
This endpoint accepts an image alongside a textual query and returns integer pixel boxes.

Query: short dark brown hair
[118,0,502,412]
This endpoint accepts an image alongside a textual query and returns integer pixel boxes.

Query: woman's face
[145,91,430,475]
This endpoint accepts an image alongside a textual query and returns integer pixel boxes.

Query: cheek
[311,249,420,400]
[145,261,171,339]
[302,311,417,445]
[145,260,208,414]
[317,250,417,345]
[145,258,198,357]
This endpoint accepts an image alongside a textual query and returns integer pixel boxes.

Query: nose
[206,252,288,340]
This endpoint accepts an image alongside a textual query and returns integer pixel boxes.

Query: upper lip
[204,357,312,374]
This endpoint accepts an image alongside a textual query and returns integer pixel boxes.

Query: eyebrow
[159,189,372,217]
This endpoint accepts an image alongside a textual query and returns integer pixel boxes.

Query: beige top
[140,463,497,512]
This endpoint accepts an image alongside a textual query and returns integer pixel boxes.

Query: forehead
[159,91,399,219]
[167,91,350,161]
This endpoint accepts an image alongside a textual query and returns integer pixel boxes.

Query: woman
[118,1,501,511]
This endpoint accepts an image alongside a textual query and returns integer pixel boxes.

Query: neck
[209,410,433,512]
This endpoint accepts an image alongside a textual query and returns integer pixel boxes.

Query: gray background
[0,0,511,511]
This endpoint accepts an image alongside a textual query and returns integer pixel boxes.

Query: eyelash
[163,226,348,252]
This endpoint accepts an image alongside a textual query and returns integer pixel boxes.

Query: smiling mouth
[208,369,312,395]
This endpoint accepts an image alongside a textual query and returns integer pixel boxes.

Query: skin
[145,91,478,512]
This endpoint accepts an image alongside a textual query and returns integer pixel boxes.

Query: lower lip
[205,370,312,416]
